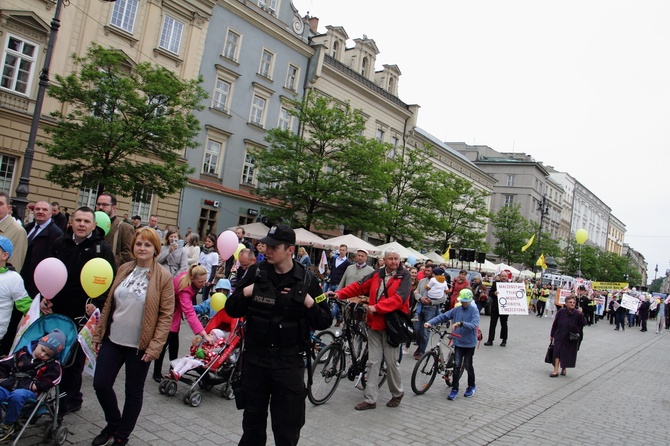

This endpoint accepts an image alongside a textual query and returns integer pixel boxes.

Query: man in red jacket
[328,247,411,410]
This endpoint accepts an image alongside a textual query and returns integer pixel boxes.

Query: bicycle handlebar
[428,324,461,338]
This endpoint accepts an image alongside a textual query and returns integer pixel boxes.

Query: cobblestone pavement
[15,313,670,445]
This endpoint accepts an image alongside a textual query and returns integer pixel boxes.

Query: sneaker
[447,389,458,400]
[0,424,14,441]
[464,386,477,397]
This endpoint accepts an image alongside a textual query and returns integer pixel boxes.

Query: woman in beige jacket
[91,227,174,446]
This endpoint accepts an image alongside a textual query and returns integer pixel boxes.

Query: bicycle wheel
[411,351,439,395]
[378,356,387,388]
[308,344,345,405]
[312,330,337,361]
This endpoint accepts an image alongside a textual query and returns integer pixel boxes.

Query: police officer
[226,225,331,446]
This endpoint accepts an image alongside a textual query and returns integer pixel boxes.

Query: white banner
[78,309,100,377]
[497,282,529,315]
[11,294,41,352]
[620,294,639,312]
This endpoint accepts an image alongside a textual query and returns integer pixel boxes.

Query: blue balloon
[407,255,416,266]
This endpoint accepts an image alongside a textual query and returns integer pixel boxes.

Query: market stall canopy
[495,263,521,276]
[318,234,380,255]
[519,270,536,279]
[479,259,498,274]
[294,228,326,246]
[423,251,446,264]
[227,222,269,239]
[373,241,413,259]
[406,247,429,261]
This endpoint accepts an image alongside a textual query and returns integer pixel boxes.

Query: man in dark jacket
[40,207,115,415]
[324,244,350,326]
[226,225,331,446]
[21,200,63,298]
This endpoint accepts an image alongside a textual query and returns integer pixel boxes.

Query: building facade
[571,180,610,251]
[1,0,214,226]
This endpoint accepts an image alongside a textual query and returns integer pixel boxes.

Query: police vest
[245,263,311,352]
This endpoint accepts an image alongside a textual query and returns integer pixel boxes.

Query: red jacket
[449,278,471,309]
[337,267,411,331]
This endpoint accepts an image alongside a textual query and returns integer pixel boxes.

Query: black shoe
[483,341,493,346]
[152,375,162,383]
[500,341,507,347]
[92,432,114,446]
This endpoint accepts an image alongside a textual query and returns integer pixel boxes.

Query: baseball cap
[0,236,13,258]
[259,224,296,246]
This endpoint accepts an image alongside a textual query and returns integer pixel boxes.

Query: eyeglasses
[96,203,112,208]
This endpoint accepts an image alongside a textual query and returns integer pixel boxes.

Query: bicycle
[411,324,463,395]
[309,329,336,362]
[308,299,387,406]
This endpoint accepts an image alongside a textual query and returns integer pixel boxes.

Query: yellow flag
[535,253,547,270]
[442,244,451,261]
[521,234,535,252]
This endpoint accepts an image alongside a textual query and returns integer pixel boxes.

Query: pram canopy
[13,314,79,364]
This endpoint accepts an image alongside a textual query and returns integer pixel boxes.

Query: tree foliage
[42,44,206,197]
[254,93,391,231]
[562,241,643,286]
[491,204,534,264]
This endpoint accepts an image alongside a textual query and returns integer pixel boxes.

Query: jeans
[93,339,151,442]
[417,305,439,355]
[323,283,341,322]
[627,313,635,327]
[451,346,475,391]
[0,387,37,424]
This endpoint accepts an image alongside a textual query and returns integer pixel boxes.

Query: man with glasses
[96,193,135,268]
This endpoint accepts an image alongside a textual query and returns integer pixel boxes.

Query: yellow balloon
[80,258,114,298]
[575,228,588,245]
[233,243,245,261]
[211,293,227,312]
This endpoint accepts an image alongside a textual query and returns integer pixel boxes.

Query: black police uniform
[226,260,331,446]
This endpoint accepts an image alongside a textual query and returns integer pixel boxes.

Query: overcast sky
[293,0,670,283]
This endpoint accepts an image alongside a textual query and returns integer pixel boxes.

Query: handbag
[544,341,554,364]
[568,331,580,343]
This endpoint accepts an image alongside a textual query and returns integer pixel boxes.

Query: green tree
[429,172,490,252]
[521,223,562,270]
[254,93,391,230]
[491,204,533,264]
[42,44,206,197]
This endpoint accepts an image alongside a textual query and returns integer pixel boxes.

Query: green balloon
[94,211,111,236]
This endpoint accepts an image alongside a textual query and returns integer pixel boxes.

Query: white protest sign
[556,289,570,306]
[497,282,529,315]
[620,294,639,312]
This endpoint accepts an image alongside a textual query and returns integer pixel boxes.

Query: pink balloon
[217,230,240,261]
[34,257,68,299]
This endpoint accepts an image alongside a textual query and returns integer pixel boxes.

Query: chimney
[308,16,319,33]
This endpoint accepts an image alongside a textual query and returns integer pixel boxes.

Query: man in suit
[96,193,134,268]
[21,200,63,298]
[51,201,68,232]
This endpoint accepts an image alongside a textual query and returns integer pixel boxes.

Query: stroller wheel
[159,379,169,394]
[43,426,54,443]
[189,391,203,407]
[166,381,178,397]
[55,426,68,445]
[183,392,192,405]
[221,383,235,400]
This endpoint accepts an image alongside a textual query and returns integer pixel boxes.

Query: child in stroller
[0,328,65,441]
[159,308,243,406]
[168,328,229,380]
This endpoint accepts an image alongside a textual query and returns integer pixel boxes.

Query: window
[211,79,231,112]
[131,189,153,221]
[203,140,222,175]
[249,95,266,126]
[506,175,515,186]
[110,0,139,33]
[504,195,514,207]
[376,129,385,143]
[388,136,399,159]
[285,64,299,90]
[259,49,274,79]
[198,208,217,239]
[159,15,184,55]
[278,107,292,131]
[223,30,241,61]
[332,41,339,58]
[241,152,256,186]
[0,155,17,194]
[1,35,37,95]
[238,215,254,225]
[258,0,278,14]
[361,57,368,77]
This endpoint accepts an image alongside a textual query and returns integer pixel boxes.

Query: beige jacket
[93,259,174,358]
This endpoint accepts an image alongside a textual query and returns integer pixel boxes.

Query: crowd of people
[1,191,667,446]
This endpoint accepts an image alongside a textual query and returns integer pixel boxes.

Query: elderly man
[96,193,134,268]
[338,249,374,289]
[148,215,163,240]
[0,192,27,271]
[329,247,411,410]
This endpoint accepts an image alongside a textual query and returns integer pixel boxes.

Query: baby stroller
[3,314,79,446]
[158,308,243,407]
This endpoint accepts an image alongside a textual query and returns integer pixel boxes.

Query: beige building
[1,0,214,226]
[606,214,625,256]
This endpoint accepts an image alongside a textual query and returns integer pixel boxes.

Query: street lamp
[13,0,117,221]
[532,194,549,275]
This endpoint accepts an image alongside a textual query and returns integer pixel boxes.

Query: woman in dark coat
[549,295,586,377]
